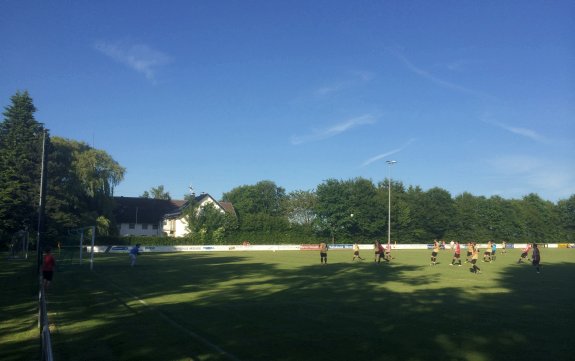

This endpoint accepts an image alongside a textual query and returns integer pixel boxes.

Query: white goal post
[65,226,96,270]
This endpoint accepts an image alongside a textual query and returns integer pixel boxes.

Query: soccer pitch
[4,248,575,361]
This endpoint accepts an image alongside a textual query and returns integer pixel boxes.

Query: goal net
[57,226,95,270]
[7,229,30,259]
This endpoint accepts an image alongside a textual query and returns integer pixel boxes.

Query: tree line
[1,91,574,248]
[219,179,575,244]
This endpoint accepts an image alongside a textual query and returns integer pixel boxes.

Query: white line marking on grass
[95,271,241,361]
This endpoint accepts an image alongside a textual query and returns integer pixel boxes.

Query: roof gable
[113,197,185,224]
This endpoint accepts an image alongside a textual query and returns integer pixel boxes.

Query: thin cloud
[313,71,375,97]
[361,138,416,167]
[291,114,377,145]
[489,121,548,143]
[387,48,491,98]
[94,40,171,81]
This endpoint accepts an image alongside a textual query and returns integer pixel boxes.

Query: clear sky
[2,1,574,202]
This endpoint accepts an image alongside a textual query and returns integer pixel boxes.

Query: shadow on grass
[35,252,575,360]
[0,256,40,361]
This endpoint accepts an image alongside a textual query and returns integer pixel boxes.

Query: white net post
[79,230,84,265]
[90,226,95,271]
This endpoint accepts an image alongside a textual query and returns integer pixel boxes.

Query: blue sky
[2,1,574,202]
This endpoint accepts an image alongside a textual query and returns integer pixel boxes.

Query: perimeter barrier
[39,281,54,361]
[89,243,573,254]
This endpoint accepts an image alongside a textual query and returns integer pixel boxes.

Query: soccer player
[430,239,440,266]
[130,244,141,267]
[465,242,474,263]
[532,243,541,273]
[483,240,493,262]
[450,241,462,266]
[320,241,328,264]
[42,247,56,289]
[471,245,481,274]
[491,242,497,261]
[352,242,364,261]
[517,243,532,264]
[384,242,392,262]
[501,240,507,254]
[374,241,382,263]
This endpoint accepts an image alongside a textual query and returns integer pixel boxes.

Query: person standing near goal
[42,247,56,289]
[129,244,141,267]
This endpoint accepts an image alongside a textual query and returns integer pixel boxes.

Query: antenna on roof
[189,184,195,197]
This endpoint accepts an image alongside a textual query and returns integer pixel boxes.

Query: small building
[113,194,236,237]
[113,197,186,237]
[162,193,235,237]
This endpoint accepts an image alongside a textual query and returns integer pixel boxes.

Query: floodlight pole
[36,130,48,271]
[386,160,397,247]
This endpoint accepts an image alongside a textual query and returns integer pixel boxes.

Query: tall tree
[0,91,46,239]
[45,137,125,239]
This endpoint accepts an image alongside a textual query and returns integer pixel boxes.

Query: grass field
[2,248,575,361]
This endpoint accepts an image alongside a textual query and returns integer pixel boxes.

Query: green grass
[0,256,41,361]
[3,248,575,361]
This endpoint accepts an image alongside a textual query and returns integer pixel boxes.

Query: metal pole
[386,160,397,246]
[36,130,48,271]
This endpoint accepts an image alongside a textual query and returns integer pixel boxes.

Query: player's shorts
[471,259,477,265]
[466,252,472,257]
[354,251,359,256]
[520,252,528,258]
[320,252,327,258]
[43,271,53,281]
[432,251,438,257]
[492,250,496,255]
[454,253,460,258]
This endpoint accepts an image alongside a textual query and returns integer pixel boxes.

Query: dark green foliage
[45,137,124,241]
[0,92,125,246]
[0,91,45,242]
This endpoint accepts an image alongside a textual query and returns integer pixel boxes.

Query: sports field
[2,248,575,361]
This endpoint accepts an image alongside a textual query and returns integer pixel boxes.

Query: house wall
[119,222,162,237]
[162,197,225,238]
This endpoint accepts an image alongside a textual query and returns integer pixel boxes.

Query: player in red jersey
[450,241,462,266]
[42,247,56,289]
[517,244,532,264]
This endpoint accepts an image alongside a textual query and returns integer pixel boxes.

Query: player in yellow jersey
[352,242,364,261]
[483,240,493,262]
[430,239,440,266]
[465,242,474,263]
[471,244,481,274]
[319,242,328,264]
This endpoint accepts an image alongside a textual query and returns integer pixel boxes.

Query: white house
[162,193,235,237]
[113,197,186,236]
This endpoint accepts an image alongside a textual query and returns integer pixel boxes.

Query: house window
[129,223,135,229]
[152,224,158,230]
[142,224,148,230]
